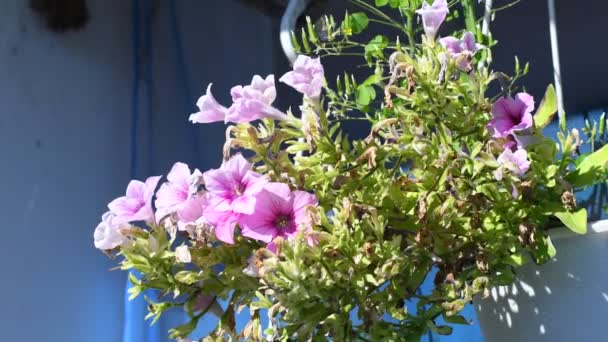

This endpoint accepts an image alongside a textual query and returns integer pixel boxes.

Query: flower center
[233,183,245,196]
[275,215,291,230]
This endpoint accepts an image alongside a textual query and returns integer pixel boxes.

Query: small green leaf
[443,314,470,325]
[364,35,389,63]
[342,12,369,35]
[534,84,557,129]
[375,0,389,6]
[567,144,608,187]
[554,207,587,234]
[356,85,376,107]
[362,74,382,86]
[546,236,557,258]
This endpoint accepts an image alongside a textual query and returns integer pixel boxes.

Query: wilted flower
[416,0,449,40]
[494,148,530,180]
[239,182,318,247]
[93,212,129,250]
[226,75,288,123]
[487,93,535,138]
[279,55,325,98]
[107,176,161,225]
[175,245,192,263]
[439,31,483,69]
[189,84,228,124]
[203,154,267,244]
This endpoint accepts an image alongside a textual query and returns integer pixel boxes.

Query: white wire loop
[280,0,313,64]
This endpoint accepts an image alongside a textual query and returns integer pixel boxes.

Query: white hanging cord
[280,0,312,64]
[478,0,493,69]
[481,0,493,36]
[547,0,565,120]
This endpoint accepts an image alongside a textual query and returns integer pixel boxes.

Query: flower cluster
[95,1,607,341]
[96,55,324,253]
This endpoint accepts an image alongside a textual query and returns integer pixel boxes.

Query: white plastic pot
[475,220,608,341]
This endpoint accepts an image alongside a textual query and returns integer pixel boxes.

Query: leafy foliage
[98,1,608,341]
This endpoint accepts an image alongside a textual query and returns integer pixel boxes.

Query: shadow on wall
[475,229,608,341]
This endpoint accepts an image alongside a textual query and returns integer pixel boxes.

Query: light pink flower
[93,212,129,250]
[416,0,449,40]
[176,194,207,232]
[189,84,228,124]
[107,176,161,224]
[203,154,267,244]
[239,182,318,245]
[439,32,483,69]
[494,148,531,180]
[203,209,240,244]
[279,55,325,98]
[155,162,204,224]
[226,75,288,123]
[487,93,535,139]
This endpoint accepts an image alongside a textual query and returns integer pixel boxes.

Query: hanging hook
[280,0,312,64]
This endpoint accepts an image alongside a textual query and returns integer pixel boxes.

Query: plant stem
[350,0,407,33]
[405,11,416,56]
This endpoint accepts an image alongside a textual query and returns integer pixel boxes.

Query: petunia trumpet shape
[416,0,449,40]
[190,75,288,124]
[487,93,535,139]
[94,212,129,250]
[107,176,161,225]
[189,84,228,124]
[239,182,318,247]
[155,162,205,225]
[439,32,483,69]
[203,154,267,244]
[226,75,288,123]
[494,148,531,180]
[279,55,325,98]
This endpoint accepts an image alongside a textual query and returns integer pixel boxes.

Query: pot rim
[548,219,608,241]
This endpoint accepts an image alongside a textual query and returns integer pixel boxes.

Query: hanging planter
[93,0,608,340]
[476,220,608,341]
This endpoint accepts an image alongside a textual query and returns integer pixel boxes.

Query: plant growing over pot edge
[94,0,608,340]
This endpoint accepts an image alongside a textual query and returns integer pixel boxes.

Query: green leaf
[534,84,557,129]
[364,35,389,63]
[554,207,587,234]
[567,144,608,187]
[546,236,557,258]
[443,314,470,325]
[342,12,369,35]
[356,85,376,107]
[375,0,389,6]
[362,74,382,86]
[351,12,369,33]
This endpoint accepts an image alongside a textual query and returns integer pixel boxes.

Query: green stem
[350,0,406,33]
[461,0,478,37]
[405,11,416,56]
[368,18,405,30]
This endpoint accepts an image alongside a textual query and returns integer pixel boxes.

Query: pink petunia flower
[487,93,535,139]
[203,154,267,244]
[494,148,531,180]
[93,212,129,250]
[189,84,228,124]
[439,32,483,69]
[416,0,449,40]
[225,75,288,123]
[107,176,161,225]
[239,182,318,248]
[155,162,205,225]
[279,55,325,98]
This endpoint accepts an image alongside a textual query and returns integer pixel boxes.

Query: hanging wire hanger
[547,0,565,125]
[280,0,312,64]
